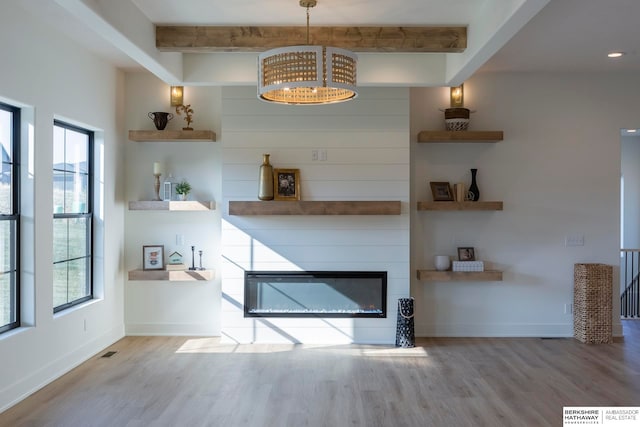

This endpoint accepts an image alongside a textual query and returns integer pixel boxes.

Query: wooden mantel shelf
[129,200,215,211]
[417,130,503,142]
[229,200,401,216]
[128,130,216,142]
[128,269,214,281]
[417,270,503,282]
[417,201,503,211]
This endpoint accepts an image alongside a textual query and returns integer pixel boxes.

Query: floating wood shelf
[417,201,503,211]
[128,130,216,142]
[128,269,214,281]
[417,131,503,142]
[128,201,215,211]
[417,270,503,282]
[228,200,401,216]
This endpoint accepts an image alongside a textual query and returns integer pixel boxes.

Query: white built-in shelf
[417,201,503,211]
[128,269,214,281]
[128,130,216,142]
[128,200,215,211]
[228,200,401,215]
[417,270,503,282]
[417,130,503,143]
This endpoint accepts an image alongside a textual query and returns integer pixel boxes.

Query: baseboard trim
[416,322,573,337]
[416,321,623,338]
[125,322,217,336]
[0,325,124,413]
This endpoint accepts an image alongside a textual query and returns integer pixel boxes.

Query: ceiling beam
[156,26,467,53]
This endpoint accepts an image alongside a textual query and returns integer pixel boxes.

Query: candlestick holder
[198,250,204,270]
[154,173,162,201]
[189,245,196,270]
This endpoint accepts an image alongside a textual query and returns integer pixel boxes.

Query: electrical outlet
[176,234,184,246]
[564,303,573,314]
[312,150,318,161]
[319,149,327,161]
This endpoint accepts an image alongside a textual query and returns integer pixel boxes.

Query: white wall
[220,87,410,344]
[123,73,223,335]
[0,2,125,412]
[620,134,640,294]
[621,135,640,250]
[411,72,629,337]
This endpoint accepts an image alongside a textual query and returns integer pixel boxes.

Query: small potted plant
[175,180,192,201]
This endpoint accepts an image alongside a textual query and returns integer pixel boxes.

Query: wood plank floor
[2,321,640,427]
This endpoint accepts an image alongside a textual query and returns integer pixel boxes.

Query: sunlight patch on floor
[175,337,429,357]
[176,338,300,354]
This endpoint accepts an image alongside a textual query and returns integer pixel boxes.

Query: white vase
[434,255,451,271]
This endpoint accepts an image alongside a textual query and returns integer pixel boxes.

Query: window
[0,102,20,333]
[53,121,93,312]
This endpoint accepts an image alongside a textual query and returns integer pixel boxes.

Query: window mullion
[53,121,93,312]
[0,102,20,333]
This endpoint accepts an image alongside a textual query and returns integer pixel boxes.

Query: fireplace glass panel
[244,271,387,318]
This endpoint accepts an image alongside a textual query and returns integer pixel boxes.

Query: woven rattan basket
[573,263,613,344]
[443,108,471,131]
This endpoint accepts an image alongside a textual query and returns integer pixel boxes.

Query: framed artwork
[143,245,165,270]
[430,181,454,201]
[274,168,301,201]
[457,247,476,261]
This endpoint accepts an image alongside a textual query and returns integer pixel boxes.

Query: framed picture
[143,245,165,270]
[430,181,454,201]
[457,247,476,261]
[274,168,301,201]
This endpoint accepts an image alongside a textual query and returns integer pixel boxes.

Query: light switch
[565,234,584,247]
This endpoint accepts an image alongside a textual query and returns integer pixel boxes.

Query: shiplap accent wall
[221,87,410,344]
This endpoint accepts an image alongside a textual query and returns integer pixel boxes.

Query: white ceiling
[129,0,482,26]
[481,0,640,73]
[16,0,640,84]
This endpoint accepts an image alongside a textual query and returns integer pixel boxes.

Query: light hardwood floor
[2,322,640,427]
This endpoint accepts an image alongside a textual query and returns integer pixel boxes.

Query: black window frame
[0,102,20,334]
[52,120,94,313]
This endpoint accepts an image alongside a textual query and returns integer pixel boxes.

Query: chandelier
[257,0,358,105]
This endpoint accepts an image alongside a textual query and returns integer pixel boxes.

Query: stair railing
[621,249,640,318]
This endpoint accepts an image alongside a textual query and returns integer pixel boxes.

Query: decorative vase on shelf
[468,168,480,201]
[434,255,451,271]
[258,154,274,200]
[148,112,173,130]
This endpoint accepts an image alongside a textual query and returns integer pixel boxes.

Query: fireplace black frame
[244,271,387,318]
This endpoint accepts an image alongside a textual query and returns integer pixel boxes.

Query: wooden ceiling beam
[156,26,466,53]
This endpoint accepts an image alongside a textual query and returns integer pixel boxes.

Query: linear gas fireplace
[244,271,387,318]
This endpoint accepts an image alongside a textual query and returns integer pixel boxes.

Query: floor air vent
[101,351,117,358]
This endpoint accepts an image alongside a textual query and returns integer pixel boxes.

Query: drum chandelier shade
[257,0,358,105]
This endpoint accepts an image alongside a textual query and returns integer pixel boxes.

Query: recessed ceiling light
[627,129,637,133]
[608,52,625,58]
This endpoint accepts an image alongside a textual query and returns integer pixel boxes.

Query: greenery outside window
[53,121,93,312]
